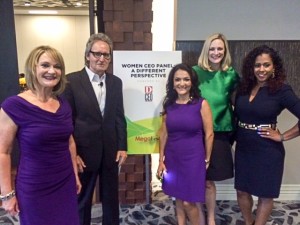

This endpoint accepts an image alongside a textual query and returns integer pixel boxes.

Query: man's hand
[76,155,86,173]
[116,150,127,166]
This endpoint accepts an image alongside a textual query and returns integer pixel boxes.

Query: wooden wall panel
[176,41,300,96]
[103,0,153,204]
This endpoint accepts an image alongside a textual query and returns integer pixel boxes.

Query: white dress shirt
[85,66,106,116]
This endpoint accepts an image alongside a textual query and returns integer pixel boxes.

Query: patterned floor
[1,192,300,224]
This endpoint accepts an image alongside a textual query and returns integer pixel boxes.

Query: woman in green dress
[193,33,239,225]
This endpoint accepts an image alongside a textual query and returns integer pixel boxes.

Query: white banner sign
[113,51,182,154]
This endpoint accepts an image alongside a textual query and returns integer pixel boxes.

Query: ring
[267,132,270,135]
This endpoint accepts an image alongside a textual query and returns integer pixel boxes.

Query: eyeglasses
[89,51,111,60]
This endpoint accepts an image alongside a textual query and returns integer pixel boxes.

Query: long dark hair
[162,63,200,115]
[238,45,286,95]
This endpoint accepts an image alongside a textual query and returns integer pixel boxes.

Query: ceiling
[13,0,90,8]
[13,0,92,15]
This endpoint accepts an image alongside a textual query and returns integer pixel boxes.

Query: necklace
[176,96,192,104]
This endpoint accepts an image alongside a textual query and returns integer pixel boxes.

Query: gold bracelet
[0,190,16,201]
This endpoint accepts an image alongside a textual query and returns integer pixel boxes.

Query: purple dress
[1,96,79,225]
[162,99,206,203]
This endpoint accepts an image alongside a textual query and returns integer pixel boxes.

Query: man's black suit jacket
[63,68,127,171]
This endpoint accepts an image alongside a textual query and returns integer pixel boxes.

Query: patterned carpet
[1,192,300,224]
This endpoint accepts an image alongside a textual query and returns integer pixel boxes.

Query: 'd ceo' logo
[145,86,153,102]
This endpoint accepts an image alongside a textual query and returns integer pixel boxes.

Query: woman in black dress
[234,45,300,225]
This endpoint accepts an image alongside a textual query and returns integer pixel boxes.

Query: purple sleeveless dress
[1,96,79,225]
[162,99,206,203]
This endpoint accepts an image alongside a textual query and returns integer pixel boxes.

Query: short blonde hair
[24,45,66,95]
[197,33,232,72]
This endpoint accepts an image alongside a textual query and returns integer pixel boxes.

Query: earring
[272,70,275,78]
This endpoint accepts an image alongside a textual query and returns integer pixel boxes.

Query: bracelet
[280,134,285,142]
[0,190,16,201]
[205,159,210,164]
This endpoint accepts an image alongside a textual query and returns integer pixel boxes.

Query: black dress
[234,84,300,198]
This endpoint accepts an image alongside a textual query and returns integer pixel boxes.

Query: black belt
[238,121,276,130]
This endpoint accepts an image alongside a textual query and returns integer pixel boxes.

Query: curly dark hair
[238,45,286,95]
[162,63,200,115]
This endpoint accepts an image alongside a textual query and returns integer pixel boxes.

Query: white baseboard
[216,184,300,200]
[152,182,300,201]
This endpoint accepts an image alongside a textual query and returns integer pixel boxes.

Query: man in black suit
[63,33,127,225]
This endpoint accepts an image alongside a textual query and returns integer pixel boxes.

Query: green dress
[193,65,239,180]
[193,66,239,132]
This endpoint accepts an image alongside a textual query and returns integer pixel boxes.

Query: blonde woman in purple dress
[0,46,81,225]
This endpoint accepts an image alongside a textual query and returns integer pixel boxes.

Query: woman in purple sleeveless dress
[157,63,214,225]
[0,46,81,225]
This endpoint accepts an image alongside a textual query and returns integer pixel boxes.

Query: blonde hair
[197,33,231,72]
[24,45,66,95]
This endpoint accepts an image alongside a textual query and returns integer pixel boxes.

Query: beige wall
[14,15,90,74]
[176,0,300,40]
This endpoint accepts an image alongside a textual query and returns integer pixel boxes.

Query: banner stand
[113,51,182,204]
[145,154,150,204]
